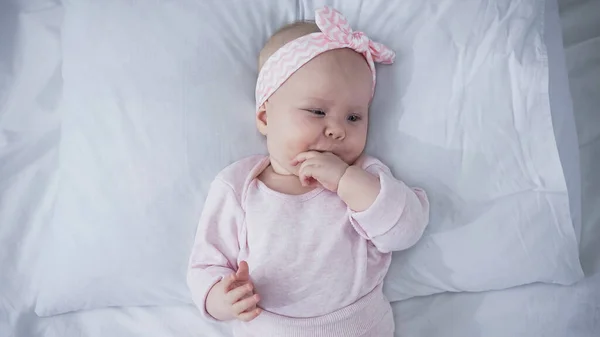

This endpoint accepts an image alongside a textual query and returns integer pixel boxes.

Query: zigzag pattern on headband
[255,6,395,112]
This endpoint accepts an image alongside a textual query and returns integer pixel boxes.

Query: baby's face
[258,48,373,175]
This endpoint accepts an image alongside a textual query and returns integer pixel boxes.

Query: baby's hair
[258,21,321,71]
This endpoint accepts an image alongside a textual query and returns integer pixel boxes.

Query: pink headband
[255,6,396,112]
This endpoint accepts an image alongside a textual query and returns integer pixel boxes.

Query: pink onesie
[187,155,429,337]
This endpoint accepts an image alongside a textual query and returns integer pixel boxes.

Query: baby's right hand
[206,261,262,322]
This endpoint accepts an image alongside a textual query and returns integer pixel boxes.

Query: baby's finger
[236,261,250,281]
[233,294,261,315]
[221,273,237,292]
[242,303,257,312]
[299,162,319,186]
[226,283,254,304]
[291,151,320,166]
[302,175,318,187]
[237,307,262,322]
[298,168,314,187]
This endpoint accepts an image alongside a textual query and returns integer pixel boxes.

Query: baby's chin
[342,152,364,166]
[268,156,298,176]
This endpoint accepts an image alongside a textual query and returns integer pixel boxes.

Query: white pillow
[545,0,582,244]
[35,0,583,315]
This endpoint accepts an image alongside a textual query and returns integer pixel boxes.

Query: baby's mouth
[311,148,335,154]
[317,150,341,157]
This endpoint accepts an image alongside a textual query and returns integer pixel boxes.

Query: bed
[0,0,598,336]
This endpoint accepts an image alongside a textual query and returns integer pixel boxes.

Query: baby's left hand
[291,151,349,192]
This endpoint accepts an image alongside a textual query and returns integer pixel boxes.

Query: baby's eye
[308,109,326,116]
[347,114,362,122]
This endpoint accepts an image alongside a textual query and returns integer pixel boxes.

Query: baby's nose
[325,124,345,140]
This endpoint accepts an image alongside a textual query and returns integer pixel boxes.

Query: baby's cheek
[283,127,311,153]
[344,138,367,163]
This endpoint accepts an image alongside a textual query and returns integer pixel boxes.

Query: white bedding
[0,0,598,336]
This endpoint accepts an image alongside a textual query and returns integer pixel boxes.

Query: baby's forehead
[258,22,320,70]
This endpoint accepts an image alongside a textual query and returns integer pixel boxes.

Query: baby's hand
[291,151,349,192]
[206,261,262,322]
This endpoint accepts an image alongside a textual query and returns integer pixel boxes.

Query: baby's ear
[256,103,268,136]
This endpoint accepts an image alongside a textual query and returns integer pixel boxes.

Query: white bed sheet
[0,0,598,336]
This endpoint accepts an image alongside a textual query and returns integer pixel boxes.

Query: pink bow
[315,7,395,65]
[255,7,396,112]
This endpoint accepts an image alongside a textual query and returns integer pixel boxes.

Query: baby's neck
[258,165,317,195]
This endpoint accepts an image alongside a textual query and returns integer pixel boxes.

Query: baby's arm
[187,179,260,322]
[337,165,381,212]
[338,160,430,253]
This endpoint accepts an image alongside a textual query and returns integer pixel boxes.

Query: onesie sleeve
[187,178,245,321]
[349,160,430,253]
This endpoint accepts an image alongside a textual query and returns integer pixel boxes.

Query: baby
[187,7,429,337]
